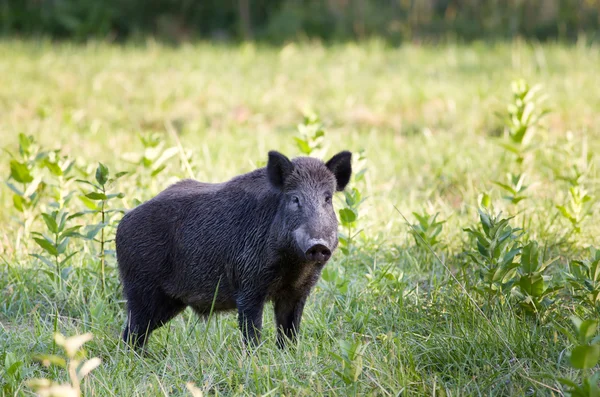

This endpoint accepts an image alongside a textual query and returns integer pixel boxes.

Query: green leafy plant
[550,128,594,188]
[321,265,349,295]
[556,159,594,189]
[337,187,365,256]
[556,186,594,234]
[409,211,446,250]
[27,333,101,397]
[294,113,325,156]
[123,133,179,192]
[77,163,126,291]
[557,316,600,397]
[337,150,368,257]
[463,210,523,303]
[42,149,77,209]
[30,208,82,290]
[364,263,406,300]
[5,133,48,240]
[1,352,26,395]
[331,339,368,386]
[567,247,600,314]
[511,241,560,316]
[352,149,367,185]
[492,172,530,205]
[497,79,549,165]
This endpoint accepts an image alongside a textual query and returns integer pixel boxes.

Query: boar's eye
[325,194,332,204]
[291,195,300,206]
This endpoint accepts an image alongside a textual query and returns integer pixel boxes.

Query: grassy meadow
[1,39,600,396]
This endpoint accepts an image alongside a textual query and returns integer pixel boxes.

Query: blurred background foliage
[1,0,599,43]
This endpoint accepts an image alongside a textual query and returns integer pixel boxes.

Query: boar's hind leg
[274,295,307,349]
[123,288,185,348]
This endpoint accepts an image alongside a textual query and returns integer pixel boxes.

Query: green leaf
[105,208,125,214]
[153,147,179,170]
[478,211,492,235]
[538,256,558,273]
[557,377,579,388]
[23,176,43,198]
[6,182,24,196]
[570,345,600,369]
[68,211,94,220]
[556,205,574,221]
[60,251,78,266]
[12,194,25,212]
[321,266,335,283]
[509,196,527,204]
[30,254,56,268]
[497,141,522,155]
[571,316,584,332]
[4,351,21,371]
[57,211,68,232]
[339,208,357,224]
[150,164,167,177]
[83,223,106,240]
[106,192,125,200]
[61,265,73,280]
[501,247,521,266]
[480,193,491,209]
[61,226,82,238]
[56,237,69,255]
[5,360,23,378]
[85,192,108,200]
[61,159,75,175]
[492,181,517,195]
[95,163,109,185]
[294,138,312,154]
[354,168,367,183]
[76,179,101,190]
[44,160,63,176]
[579,320,599,344]
[476,240,489,257]
[585,373,600,397]
[79,195,100,210]
[519,274,544,297]
[33,237,58,256]
[41,213,58,234]
[9,160,33,183]
[520,241,540,273]
[18,133,31,154]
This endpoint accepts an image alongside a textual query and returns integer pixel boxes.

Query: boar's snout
[305,241,332,264]
[294,225,336,264]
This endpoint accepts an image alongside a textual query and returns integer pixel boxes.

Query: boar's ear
[267,151,294,190]
[326,151,352,191]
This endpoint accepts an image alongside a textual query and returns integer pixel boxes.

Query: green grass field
[1,39,600,396]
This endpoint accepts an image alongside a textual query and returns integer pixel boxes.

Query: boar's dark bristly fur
[116,150,352,349]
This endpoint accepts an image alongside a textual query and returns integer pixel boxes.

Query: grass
[1,38,600,396]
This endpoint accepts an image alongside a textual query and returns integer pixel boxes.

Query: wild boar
[116,150,352,348]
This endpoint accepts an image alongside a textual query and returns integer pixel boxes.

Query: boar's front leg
[236,292,267,346]
[274,295,307,348]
